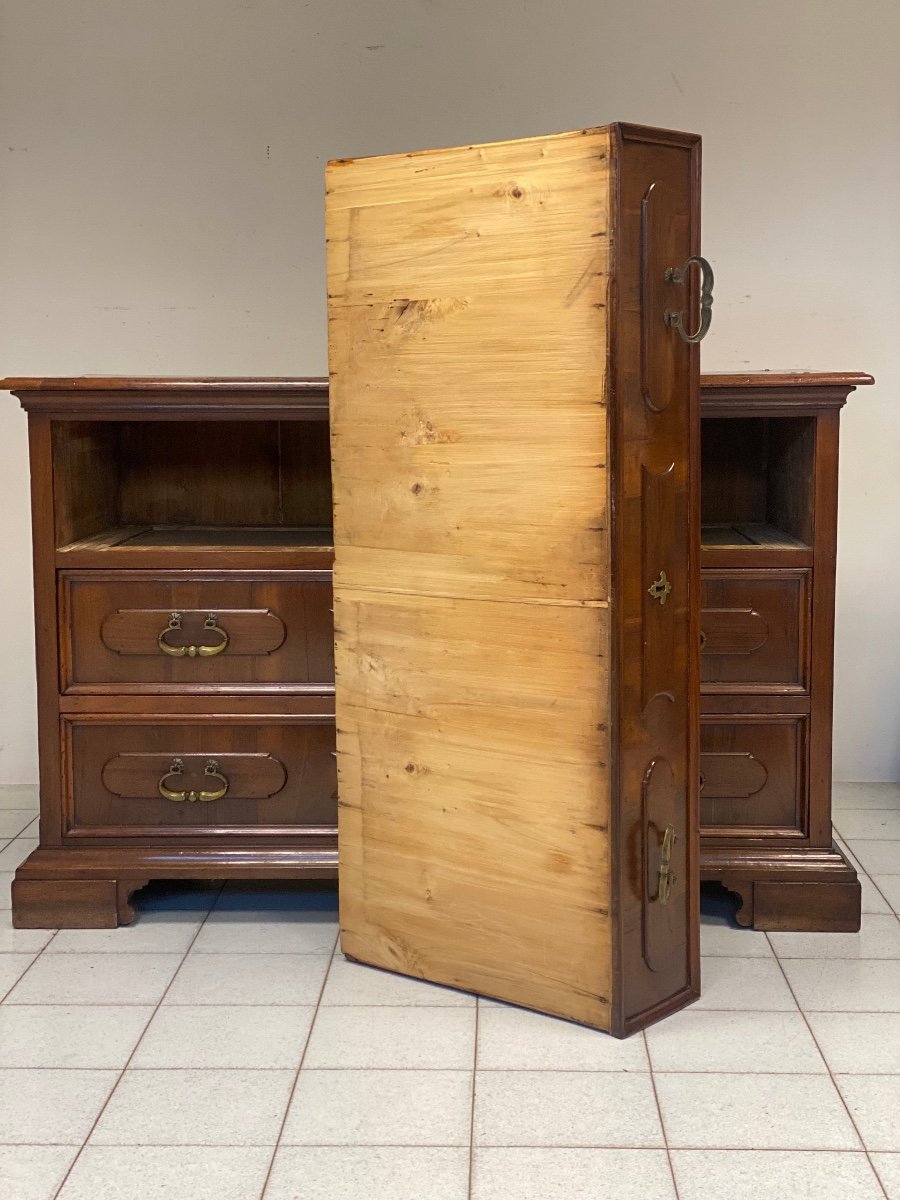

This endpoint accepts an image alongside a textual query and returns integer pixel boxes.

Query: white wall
[1,0,898,782]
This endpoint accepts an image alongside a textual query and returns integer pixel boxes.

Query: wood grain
[329,128,615,1027]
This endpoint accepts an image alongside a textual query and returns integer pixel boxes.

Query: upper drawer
[60,571,334,693]
[700,569,810,694]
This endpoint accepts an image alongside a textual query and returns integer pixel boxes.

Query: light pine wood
[328,128,614,1027]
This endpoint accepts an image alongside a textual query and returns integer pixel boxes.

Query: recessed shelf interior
[53,420,333,553]
[701,416,815,550]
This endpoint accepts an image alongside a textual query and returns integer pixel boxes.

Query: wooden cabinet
[3,378,338,929]
[326,123,703,1035]
[698,372,873,931]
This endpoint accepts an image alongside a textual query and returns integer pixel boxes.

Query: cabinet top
[700,371,873,416]
[0,376,328,391]
[700,372,873,389]
[1,376,330,417]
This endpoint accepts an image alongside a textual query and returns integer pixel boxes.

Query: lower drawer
[63,716,337,838]
[700,715,807,837]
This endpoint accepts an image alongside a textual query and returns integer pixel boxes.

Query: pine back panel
[327,128,613,1026]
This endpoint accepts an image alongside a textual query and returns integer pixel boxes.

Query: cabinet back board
[327,124,701,1035]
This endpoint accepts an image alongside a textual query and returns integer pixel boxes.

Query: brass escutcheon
[157,758,229,803]
[157,612,229,658]
[648,570,672,606]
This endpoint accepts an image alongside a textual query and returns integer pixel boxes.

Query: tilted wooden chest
[327,123,706,1035]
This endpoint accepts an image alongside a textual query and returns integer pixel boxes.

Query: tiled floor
[0,781,898,1199]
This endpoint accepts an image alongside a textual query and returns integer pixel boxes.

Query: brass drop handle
[699,629,707,650]
[658,824,677,905]
[664,255,714,344]
[158,758,229,803]
[648,570,672,606]
[157,612,229,658]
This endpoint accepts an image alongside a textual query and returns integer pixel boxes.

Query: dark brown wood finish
[5,367,868,937]
[698,371,873,930]
[4,377,337,928]
[609,125,701,1034]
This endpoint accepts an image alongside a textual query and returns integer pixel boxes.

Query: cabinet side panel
[328,129,613,1028]
[609,128,701,1034]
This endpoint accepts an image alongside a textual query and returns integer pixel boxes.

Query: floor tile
[192,913,338,955]
[835,811,900,840]
[164,952,330,1005]
[281,1069,472,1145]
[768,914,900,959]
[321,956,474,1006]
[0,1005,152,1067]
[846,840,900,878]
[0,952,36,996]
[671,1149,885,1199]
[860,875,892,914]
[835,1075,900,1150]
[0,1146,77,1200]
[873,875,900,913]
[645,1009,825,1073]
[692,956,797,1010]
[0,838,37,872]
[0,1068,117,1144]
[0,786,38,810]
[781,958,900,1011]
[832,783,900,810]
[700,923,773,957]
[0,873,14,909]
[807,1013,900,1073]
[6,952,182,1005]
[58,1145,273,1200]
[0,811,36,839]
[476,1004,649,1071]
[471,1147,675,1199]
[474,1071,663,1147]
[872,1153,900,1199]
[91,1068,294,1146]
[265,1146,469,1200]
[305,1006,475,1069]
[48,910,204,955]
[0,911,52,956]
[132,1004,315,1068]
[656,1072,861,1149]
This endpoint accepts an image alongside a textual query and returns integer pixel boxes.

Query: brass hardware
[158,758,229,803]
[157,612,229,658]
[664,255,714,344]
[658,823,677,905]
[699,773,705,791]
[699,629,707,650]
[648,570,672,606]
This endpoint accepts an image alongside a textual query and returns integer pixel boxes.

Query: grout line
[257,930,339,1200]
[49,883,226,1200]
[646,1031,681,1200]
[0,1140,891,1152]
[766,931,890,1199]
[467,1000,480,1200]
[3,1064,898,1076]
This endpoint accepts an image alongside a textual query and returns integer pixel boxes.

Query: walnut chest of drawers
[4,377,338,928]
[698,371,873,931]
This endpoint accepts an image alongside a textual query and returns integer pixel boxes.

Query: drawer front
[700,570,810,692]
[64,716,337,837]
[700,716,807,836]
[61,571,334,691]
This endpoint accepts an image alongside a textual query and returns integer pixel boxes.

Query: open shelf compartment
[52,420,333,558]
[700,415,815,551]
